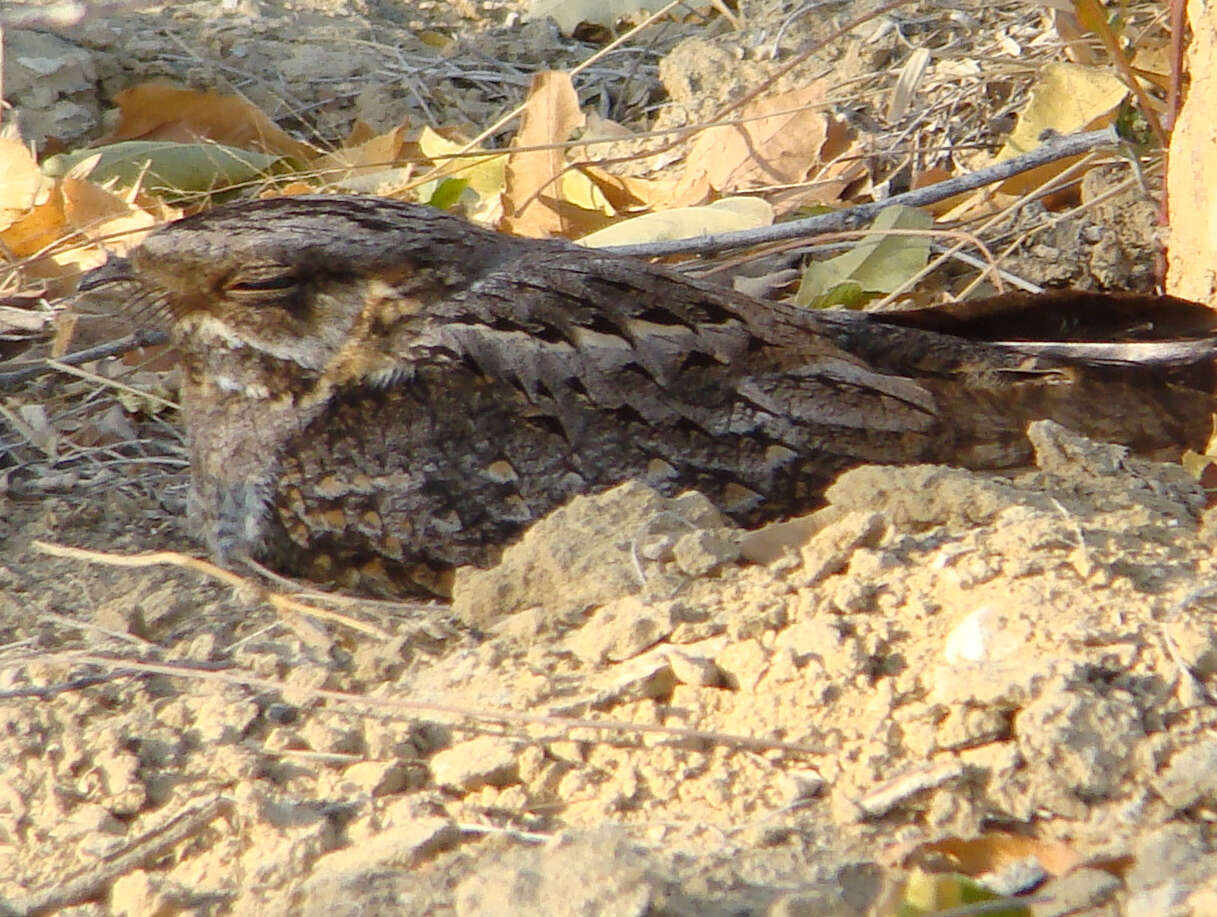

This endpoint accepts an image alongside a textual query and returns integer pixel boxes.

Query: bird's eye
[225,268,298,297]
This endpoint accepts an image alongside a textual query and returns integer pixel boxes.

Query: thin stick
[44,358,179,411]
[41,650,828,757]
[5,796,231,917]
[33,541,390,639]
[0,330,169,387]
[601,127,1122,258]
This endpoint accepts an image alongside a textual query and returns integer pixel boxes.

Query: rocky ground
[3,1,1217,915]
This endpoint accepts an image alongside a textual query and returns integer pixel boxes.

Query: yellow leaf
[796,205,932,308]
[994,62,1127,195]
[560,169,615,216]
[310,122,410,184]
[577,197,773,247]
[417,126,507,203]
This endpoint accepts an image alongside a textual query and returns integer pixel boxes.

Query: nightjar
[80,195,1217,594]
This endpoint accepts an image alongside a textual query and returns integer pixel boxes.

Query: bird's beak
[76,255,136,293]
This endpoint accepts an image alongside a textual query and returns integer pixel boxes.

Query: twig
[44,359,180,411]
[33,540,390,639]
[38,650,829,757]
[0,671,136,700]
[2,795,232,917]
[601,128,1122,258]
[0,330,170,388]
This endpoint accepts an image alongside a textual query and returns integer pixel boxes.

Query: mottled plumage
[81,195,1217,594]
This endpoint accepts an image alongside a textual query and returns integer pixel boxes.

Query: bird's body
[84,195,1217,594]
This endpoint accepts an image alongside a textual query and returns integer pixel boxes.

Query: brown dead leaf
[1130,41,1173,95]
[261,182,318,199]
[309,121,412,186]
[344,120,378,147]
[891,832,1086,878]
[911,165,971,216]
[765,116,864,215]
[994,62,1126,196]
[502,71,587,238]
[2,192,80,296]
[672,82,836,207]
[577,164,682,213]
[1166,0,1217,303]
[1,179,166,297]
[0,138,51,231]
[102,83,317,162]
[61,178,161,257]
[49,183,171,352]
[0,304,52,336]
[2,194,68,262]
[1051,6,1099,65]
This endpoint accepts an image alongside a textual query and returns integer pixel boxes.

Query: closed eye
[232,275,299,289]
[223,265,299,298]
[227,274,297,293]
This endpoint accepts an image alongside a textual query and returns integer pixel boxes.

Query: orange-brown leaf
[103,84,317,161]
[672,82,835,206]
[501,71,586,237]
[0,138,50,231]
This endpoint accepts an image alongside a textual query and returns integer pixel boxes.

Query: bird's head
[82,195,517,379]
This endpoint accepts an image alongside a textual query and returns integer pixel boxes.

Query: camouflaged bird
[80,194,1217,594]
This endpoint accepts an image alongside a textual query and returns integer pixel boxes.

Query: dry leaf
[417,126,508,218]
[267,180,323,198]
[344,120,378,147]
[1,194,68,263]
[893,832,1086,878]
[1,177,164,296]
[502,71,587,237]
[310,122,411,186]
[577,197,773,247]
[994,62,1127,196]
[908,164,979,218]
[765,116,864,215]
[888,47,932,121]
[0,138,51,230]
[559,170,615,217]
[61,178,161,257]
[1166,0,1217,303]
[1130,41,1172,95]
[672,82,835,206]
[102,83,317,161]
[577,164,682,212]
[1052,6,1099,65]
[0,305,52,334]
[580,111,636,143]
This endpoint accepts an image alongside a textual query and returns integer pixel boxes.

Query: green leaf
[42,140,296,197]
[425,177,471,210]
[895,870,1030,917]
[796,204,933,309]
[799,280,873,310]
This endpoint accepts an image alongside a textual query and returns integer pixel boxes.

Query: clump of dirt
[4,418,1217,915]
